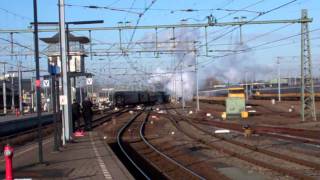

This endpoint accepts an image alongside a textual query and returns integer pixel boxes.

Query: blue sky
[0,0,319,85]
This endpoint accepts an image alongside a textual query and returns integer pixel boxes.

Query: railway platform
[0,131,133,180]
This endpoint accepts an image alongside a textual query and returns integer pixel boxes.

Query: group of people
[72,97,94,132]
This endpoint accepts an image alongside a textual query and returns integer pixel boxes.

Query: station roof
[40,32,90,44]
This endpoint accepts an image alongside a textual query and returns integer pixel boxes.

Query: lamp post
[0,62,7,115]
[194,43,200,112]
[180,63,185,110]
[10,68,15,111]
[32,0,43,164]
[277,57,281,102]
[245,71,249,101]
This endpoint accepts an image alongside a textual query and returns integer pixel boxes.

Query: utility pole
[180,63,185,110]
[18,62,23,114]
[10,33,14,111]
[194,43,200,112]
[33,0,43,164]
[51,74,58,151]
[245,71,249,101]
[31,76,34,113]
[277,57,281,102]
[59,0,72,144]
[11,69,14,111]
[2,63,7,114]
[300,9,316,121]
[79,80,83,104]
[89,30,93,61]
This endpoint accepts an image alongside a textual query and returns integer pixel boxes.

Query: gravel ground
[167,105,320,179]
[186,100,320,130]
[97,105,320,179]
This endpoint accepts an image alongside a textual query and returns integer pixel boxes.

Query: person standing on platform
[82,97,93,131]
[72,99,81,132]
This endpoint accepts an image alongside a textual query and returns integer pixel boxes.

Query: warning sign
[43,80,50,88]
[86,78,93,85]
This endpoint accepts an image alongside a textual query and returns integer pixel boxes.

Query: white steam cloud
[146,28,200,100]
[146,28,273,99]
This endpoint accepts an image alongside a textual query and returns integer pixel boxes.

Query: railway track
[116,108,207,180]
[194,119,320,145]
[163,105,319,180]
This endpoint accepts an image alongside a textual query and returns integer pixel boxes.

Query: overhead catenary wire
[196,0,299,51]
[197,27,320,68]
[64,3,141,15]
[0,7,32,21]
[0,37,48,57]
[217,0,266,20]
[123,0,158,75]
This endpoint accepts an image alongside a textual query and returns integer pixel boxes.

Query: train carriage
[113,91,169,107]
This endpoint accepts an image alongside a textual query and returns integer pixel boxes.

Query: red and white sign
[35,80,41,88]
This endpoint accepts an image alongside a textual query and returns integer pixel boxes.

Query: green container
[226,97,245,116]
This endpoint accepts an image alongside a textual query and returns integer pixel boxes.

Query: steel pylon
[301,9,317,121]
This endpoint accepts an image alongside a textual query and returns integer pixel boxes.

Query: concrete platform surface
[0,131,133,180]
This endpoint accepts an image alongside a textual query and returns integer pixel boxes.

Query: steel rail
[175,112,320,170]
[116,111,151,180]
[140,111,206,180]
[164,106,314,180]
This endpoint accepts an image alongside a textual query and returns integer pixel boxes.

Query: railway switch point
[4,144,14,180]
